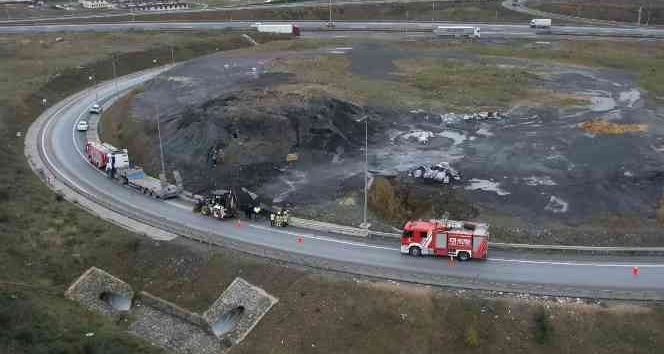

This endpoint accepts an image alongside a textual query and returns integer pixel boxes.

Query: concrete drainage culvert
[99,292,132,311]
[211,306,245,337]
[66,267,278,354]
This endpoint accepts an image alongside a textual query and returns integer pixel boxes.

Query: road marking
[165,200,193,211]
[487,257,664,268]
[248,224,399,251]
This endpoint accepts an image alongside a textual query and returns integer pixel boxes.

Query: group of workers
[269,209,290,227]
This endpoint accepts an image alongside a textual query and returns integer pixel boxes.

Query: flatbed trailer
[117,167,179,199]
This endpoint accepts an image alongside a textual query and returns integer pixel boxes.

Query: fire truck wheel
[457,251,470,261]
[409,246,421,257]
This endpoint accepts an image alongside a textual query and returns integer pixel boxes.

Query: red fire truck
[85,141,112,169]
[401,219,489,261]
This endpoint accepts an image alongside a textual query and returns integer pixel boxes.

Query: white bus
[433,26,480,39]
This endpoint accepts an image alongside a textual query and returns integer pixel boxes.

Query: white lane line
[248,224,399,251]
[249,225,664,268]
[487,258,664,268]
[165,200,193,211]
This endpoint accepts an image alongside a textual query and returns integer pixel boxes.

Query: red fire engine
[85,141,111,169]
[401,219,489,261]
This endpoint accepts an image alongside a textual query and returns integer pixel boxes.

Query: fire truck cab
[401,219,489,261]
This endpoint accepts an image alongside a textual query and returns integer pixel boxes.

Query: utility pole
[432,1,434,24]
[363,117,368,228]
[358,115,370,229]
[156,105,166,179]
[637,6,643,25]
[112,54,118,96]
[328,0,333,27]
[89,73,98,103]
[171,47,175,66]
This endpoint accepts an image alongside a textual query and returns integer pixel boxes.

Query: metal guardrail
[289,217,369,237]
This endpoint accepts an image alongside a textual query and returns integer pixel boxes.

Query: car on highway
[76,120,89,132]
[89,103,102,114]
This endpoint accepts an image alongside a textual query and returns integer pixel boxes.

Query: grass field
[531,0,664,25]
[3,33,664,353]
[12,0,532,24]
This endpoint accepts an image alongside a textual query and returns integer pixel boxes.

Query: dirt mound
[579,120,648,135]
[157,89,367,194]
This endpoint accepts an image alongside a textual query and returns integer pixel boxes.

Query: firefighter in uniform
[269,210,276,226]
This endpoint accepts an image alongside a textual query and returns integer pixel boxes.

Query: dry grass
[579,120,648,134]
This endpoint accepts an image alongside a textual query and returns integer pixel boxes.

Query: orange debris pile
[579,120,647,135]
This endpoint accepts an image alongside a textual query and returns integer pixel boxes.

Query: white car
[89,104,102,114]
[77,121,89,132]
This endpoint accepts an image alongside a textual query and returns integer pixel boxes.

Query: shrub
[534,308,552,345]
[465,325,479,347]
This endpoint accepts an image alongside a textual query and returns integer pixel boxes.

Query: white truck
[255,23,301,36]
[433,26,480,39]
[530,18,552,29]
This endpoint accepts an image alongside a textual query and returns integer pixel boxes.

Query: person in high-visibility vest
[269,211,276,226]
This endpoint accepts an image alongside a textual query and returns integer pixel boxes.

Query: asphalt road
[1,20,664,38]
[30,61,664,300]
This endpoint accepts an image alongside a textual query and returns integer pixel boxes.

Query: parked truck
[84,141,181,199]
[433,26,480,39]
[401,219,489,261]
[256,23,301,36]
[530,18,552,29]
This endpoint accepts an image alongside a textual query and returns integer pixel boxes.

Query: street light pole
[363,117,368,228]
[89,73,98,103]
[357,115,370,229]
[112,54,118,96]
[328,0,333,27]
[156,105,166,178]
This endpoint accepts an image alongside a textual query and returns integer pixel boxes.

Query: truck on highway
[255,23,301,36]
[530,18,552,29]
[84,141,181,199]
[433,26,480,39]
[401,219,489,261]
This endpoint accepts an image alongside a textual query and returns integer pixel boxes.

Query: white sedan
[77,121,89,132]
[89,104,102,114]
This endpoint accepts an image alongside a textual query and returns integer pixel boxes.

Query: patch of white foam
[475,127,494,137]
[400,130,436,144]
[624,170,634,177]
[590,96,616,112]
[618,89,641,107]
[523,176,556,186]
[545,195,569,213]
[465,179,510,196]
[438,131,467,146]
[165,76,195,86]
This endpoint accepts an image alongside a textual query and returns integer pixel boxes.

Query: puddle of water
[465,179,510,196]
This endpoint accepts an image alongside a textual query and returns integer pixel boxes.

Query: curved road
[27,56,664,301]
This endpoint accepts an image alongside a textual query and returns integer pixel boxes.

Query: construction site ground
[104,37,664,246]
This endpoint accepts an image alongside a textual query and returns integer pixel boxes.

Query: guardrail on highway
[289,217,369,237]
